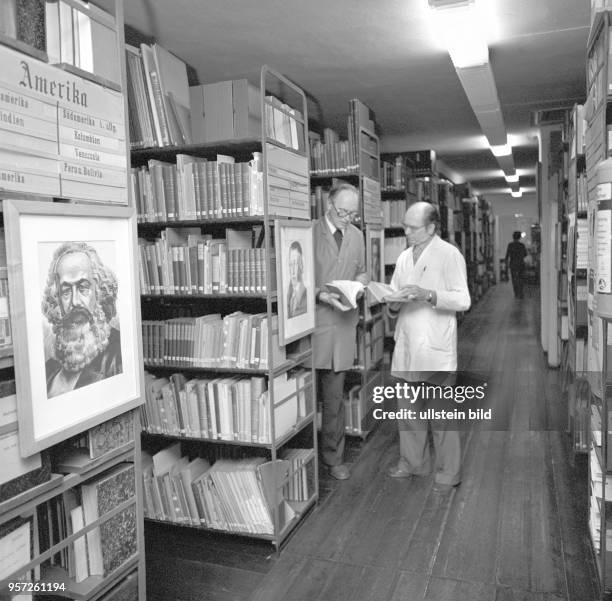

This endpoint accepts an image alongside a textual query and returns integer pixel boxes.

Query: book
[324,280,396,309]
[81,463,137,577]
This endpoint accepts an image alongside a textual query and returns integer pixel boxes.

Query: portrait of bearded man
[41,241,122,399]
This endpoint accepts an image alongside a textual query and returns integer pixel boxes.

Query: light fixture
[505,173,519,183]
[511,189,522,198]
[428,0,488,68]
[491,144,512,157]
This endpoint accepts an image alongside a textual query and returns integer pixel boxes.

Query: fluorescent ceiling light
[428,0,489,68]
[505,173,519,183]
[491,144,512,157]
[511,189,522,198]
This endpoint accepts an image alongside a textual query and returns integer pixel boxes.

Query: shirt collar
[325,213,337,236]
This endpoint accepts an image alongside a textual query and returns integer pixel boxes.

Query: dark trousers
[317,369,346,466]
[510,266,524,298]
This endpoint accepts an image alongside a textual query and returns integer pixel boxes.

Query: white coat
[390,235,470,378]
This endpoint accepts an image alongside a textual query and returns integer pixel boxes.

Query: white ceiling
[122,0,591,199]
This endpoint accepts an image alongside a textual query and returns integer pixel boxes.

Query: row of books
[309,137,358,176]
[138,234,275,296]
[382,199,408,228]
[37,463,136,583]
[142,369,311,444]
[126,42,191,148]
[141,312,286,370]
[132,153,264,223]
[381,156,407,190]
[142,443,311,535]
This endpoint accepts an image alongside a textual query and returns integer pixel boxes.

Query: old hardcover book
[81,463,137,577]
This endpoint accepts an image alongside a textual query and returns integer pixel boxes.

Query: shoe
[387,464,414,479]
[432,481,460,494]
[329,464,350,480]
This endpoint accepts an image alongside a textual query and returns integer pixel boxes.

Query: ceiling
[121,0,591,200]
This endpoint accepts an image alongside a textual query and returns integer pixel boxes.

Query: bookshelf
[564,104,590,454]
[308,99,384,439]
[584,11,612,598]
[134,65,318,548]
[0,1,146,599]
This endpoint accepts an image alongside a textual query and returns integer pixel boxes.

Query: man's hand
[386,285,430,302]
[319,291,351,311]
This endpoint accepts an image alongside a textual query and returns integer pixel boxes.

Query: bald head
[405,202,437,226]
[403,202,438,247]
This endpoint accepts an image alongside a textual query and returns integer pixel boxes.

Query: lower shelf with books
[40,555,139,601]
[140,441,317,547]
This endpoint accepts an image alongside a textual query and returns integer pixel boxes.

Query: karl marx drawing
[42,242,122,399]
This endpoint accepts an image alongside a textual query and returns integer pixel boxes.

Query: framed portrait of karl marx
[275,219,315,345]
[3,200,144,456]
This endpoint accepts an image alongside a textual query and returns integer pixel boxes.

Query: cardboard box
[190,79,261,143]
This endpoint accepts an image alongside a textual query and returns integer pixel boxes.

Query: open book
[325,280,396,309]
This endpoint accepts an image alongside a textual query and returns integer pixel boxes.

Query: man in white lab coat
[386,202,470,492]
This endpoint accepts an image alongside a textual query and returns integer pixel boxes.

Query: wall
[487,192,538,249]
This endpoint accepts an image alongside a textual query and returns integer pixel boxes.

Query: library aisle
[145,281,598,601]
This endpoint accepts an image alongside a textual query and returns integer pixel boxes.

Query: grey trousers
[318,369,346,467]
[396,382,461,485]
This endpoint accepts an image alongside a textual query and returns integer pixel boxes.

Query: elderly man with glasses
[313,183,369,480]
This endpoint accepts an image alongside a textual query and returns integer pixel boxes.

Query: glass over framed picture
[275,219,316,345]
[3,200,144,456]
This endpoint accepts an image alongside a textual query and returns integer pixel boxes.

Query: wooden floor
[145,282,600,601]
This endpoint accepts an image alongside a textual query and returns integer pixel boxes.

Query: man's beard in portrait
[54,305,111,373]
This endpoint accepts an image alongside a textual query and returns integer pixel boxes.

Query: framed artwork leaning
[3,200,144,456]
[275,219,316,345]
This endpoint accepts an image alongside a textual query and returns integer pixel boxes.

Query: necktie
[333,229,343,251]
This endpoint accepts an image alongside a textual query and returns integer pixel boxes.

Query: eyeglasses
[403,223,426,232]
[332,201,359,220]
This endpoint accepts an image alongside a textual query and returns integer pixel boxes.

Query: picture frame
[366,225,384,282]
[3,199,144,456]
[274,219,316,345]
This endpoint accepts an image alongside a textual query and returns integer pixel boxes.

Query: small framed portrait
[3,200,144,456]
[366,225,384,282]
[275,219,315,346]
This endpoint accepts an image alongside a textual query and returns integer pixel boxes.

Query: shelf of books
[565,104,590,453]
[308,99,384,439]
[0,1,146,599]
[585,11,612,597]
[130,62,318,548]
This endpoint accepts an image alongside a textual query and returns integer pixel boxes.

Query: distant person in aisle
[313,183,369,480]
[505,231,527,298]
[386,202,470,493]
[42,241,122,398]
[287,240,308,318]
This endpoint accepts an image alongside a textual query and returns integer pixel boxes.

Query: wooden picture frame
[274,219,316,345]
[3,199,144,456]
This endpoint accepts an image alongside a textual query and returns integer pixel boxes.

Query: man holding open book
[385,202,470,493]
[313,183,368,480]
